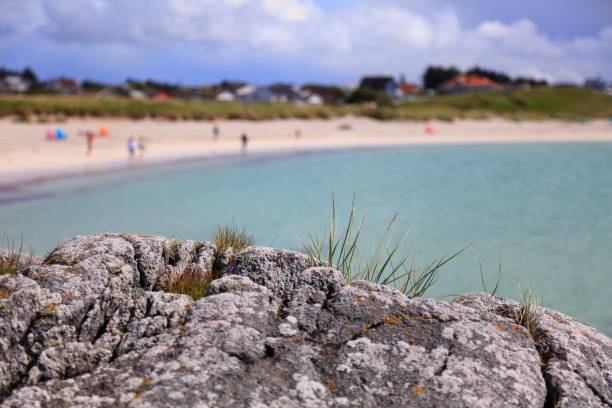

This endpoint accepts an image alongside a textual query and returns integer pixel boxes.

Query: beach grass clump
[0,235,36,275]
[212,223,254,254]
[304,191,464,297]
[166,266,211,301]
[515,282,541,338]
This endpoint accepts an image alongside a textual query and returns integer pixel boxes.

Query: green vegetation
[0,87,609,122]
[515,283,541,337]
[390,87,612,120]
[0,95,341,121]
[303,192,466,297]
[0,235,36,275]
[166,266,210,301]
[212,223,254,254]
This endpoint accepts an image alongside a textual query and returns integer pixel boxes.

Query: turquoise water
[1,143,611,334]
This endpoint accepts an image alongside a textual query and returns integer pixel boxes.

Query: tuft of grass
[1,235,36,275]
[163,240,181,266]
[212,223,254,253]
[304,191,464,297]
[515,282,541,338]
[166,267,211,301]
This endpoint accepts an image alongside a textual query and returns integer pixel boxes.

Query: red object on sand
[425,124,435,135]
[98,126,108,137]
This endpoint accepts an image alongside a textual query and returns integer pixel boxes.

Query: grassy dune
[1,87,610,121]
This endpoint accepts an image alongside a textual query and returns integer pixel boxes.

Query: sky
[0,0,611,85]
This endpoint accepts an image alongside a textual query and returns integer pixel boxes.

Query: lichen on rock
[0,234,608,407]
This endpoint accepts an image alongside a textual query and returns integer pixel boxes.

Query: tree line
[423,66,548,90]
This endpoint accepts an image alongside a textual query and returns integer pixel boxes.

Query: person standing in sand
[85,131,95,156]
[241,132,248,155]
[127,137,138,161]
[137,137,146,160]
[213,125,220,142]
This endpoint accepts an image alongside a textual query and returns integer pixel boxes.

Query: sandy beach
[1,117,611,186]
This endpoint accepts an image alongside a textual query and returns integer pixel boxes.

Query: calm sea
[1,142,611,334]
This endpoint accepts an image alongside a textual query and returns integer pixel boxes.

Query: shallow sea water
[1,142,611,334]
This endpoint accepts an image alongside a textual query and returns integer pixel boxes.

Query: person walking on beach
[213,125,220,142]
[128,137,138,161]
[241,132,248,155]
[137,137,146,160]
[85,130,95,156]
[294,128,301,140]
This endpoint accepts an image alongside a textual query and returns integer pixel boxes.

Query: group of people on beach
[127,137,146,160]
[46,123,306,162]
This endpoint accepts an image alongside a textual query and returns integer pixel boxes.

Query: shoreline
[2,117,612,188]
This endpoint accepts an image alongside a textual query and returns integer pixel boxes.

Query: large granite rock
[0,234,609,407]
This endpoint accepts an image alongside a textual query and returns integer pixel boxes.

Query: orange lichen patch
[324,378,336,391]
[139,377,151,387]
[511,324,521,332]
[39,303,56,316]
[0,287,15,298]
[361,324,369,333]
[62,293,73,302]
[353,294,365,301]
[494,322,506,330]
[383,314,405,325]
[131,392,141,401]
[411,386,426,395]
[31,272,49,281]
[412,316,431,322]
[184,363,194,371]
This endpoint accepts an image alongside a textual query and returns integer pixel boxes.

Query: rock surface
[0,234,609,407]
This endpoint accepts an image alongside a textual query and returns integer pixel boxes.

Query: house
[235,85,265,103]
[152,91,172,101]
[359,76,399,98]
[267,83,305,103]
[300,84,345,104]
[234,84,306,104]
[439,74,504,93]
[2,75,31,93]
[398,83,421,96]
[216,90,235,102]
[584,77,608,92]
[46,77,80,94]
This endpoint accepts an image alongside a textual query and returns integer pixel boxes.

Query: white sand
[1,117,611,186]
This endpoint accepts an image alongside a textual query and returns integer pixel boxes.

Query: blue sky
[0,0,610,85]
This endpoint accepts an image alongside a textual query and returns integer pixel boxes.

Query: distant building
[152,91,172,101]
[398,83,421,96]
[439,74,504,93]
[216,90,235,101]
[584,77,608,92]
[46,77,80,94]
[235,83,306,104]
[301,84,345,104]
[3,75,31,93]
[267,83,305,103]
[359,76,399,98]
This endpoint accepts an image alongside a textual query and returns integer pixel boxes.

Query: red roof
[152,91,172,100]
[443,74,502,88]
[399,83,420,94]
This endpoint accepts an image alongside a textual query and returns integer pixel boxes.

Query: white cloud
[0,0,610,83]
[261,0,319,22]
